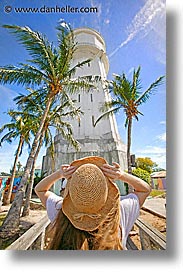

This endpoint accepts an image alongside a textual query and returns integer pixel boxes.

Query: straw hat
[62,156,119,231]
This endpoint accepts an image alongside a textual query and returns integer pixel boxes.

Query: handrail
[6,214,50,250]
[5,216,166,250]
[134,217,166,250]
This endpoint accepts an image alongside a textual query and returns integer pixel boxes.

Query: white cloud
[135,145,166,168]
[109,0,166,60]
[136,146,166,155]
[0,85,17,104]
[0,145,17,173]
[156,132,166,142]
[160,121,166,125]
[150,154,166,168]
[104,19,110,24]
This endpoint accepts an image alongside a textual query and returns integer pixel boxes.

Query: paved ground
[143,197,166,218]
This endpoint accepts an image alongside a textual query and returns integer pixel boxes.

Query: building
[34,165,42,177]
[151,171,166,190]
[42,28,127,195]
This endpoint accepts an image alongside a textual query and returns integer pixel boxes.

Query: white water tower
[42,28,127,194]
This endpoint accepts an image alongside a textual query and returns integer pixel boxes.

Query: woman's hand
[101,162,122,180]
[60,165,77,179]
[35,165,77,207]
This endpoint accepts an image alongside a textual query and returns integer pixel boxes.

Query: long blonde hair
[46,197,123,250]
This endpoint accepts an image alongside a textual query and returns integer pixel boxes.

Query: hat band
[73,212,101,222]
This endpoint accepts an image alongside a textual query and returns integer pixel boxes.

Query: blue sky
[0,0,166,172]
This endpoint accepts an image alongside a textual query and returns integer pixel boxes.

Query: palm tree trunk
[3,136,24,206]
[22,132,44,217]
[0,189,24,239]
[19,98,52,190]
[0,98,52,238]
[127,118,134,194]
[127,118,132,174]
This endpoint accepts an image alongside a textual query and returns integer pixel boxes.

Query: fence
[6,215,166,250]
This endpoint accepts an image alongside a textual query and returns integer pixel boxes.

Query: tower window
[78,94,80,102]
[90,94,93,102]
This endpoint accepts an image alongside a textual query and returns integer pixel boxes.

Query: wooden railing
[126,217,166,250]
[6,215,50,250]
[6,216,166,250]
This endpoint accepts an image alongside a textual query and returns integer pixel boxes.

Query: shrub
[132,167,151,184]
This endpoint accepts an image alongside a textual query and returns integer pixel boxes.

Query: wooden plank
[126,236,139,250]
[6,215,50,250]
[137,217,166,242]
[136,217,166,242]
[142,206,166,219]
[135,218,166,250]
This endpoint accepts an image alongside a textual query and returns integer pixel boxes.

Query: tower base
[42,133,127,195]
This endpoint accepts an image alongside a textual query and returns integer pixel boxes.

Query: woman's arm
[34,165,76,207]
[101,163,151,207]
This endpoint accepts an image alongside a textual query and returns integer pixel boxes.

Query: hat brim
[62,156,119,231]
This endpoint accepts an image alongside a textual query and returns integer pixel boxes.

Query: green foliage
[150,189,166,198]
[9,161,24,176]
[132,167,151,184]
[0,214,6,227]
[0,172,11,176]
[136,157,158,173]
[94,67,164,174]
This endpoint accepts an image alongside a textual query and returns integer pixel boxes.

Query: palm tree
[0,22,94,237]
[94,66,164,175]
[0,111,33,205]
[21,94,83,216]
[0,23,92,191]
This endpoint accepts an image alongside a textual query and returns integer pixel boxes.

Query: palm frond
[0,65,44,86]
[56,122,80,151]
[62,75,97,95]
[94,106,121,127]
[124,117,129,128]
[18,63,48,81]
[112,76,131,102]
[136,76,165,105]
[131,66,142,99]
[3,25,56,75]
[0,123,15,133]
[0,131,18,145]
[99,100,121,113]
[68,59,92,77]
[56,23,76,79]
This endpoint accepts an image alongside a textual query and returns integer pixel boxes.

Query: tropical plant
[0,111,33,205]
[0,22,94,238]
[20,91,83,216]
[94,66,164,175]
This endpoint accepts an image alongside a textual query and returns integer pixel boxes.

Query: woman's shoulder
[46,192,63,222]
[119,192,140,216]
[120,192,139,202]
[46,192,62,203]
